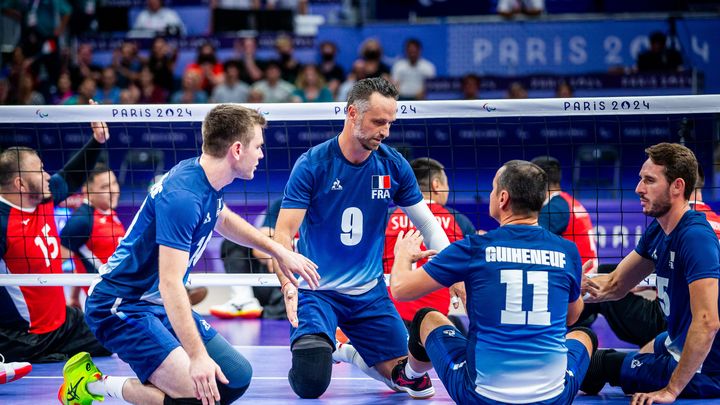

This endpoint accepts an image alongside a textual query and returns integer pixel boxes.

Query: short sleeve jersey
[0,174,72,334]
[422,225,582,403]
[282,136,422,292]
[634,210,720,373]
[92,158,224,303]
[61,202,126,274]
[383,202,475,320]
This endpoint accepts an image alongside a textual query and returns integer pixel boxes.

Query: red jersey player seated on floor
[383,158,476,328]
[690,164,720,237]
[0,106,112,364]
[531,156,598,274]
[60,164,125,307]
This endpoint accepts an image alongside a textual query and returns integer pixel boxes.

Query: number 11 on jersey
[500,269,551,326]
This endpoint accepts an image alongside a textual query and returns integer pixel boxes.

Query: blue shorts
[85,292,218,383]
[425,325,590,405]
[620,332,720,397]
[291,278,407,367]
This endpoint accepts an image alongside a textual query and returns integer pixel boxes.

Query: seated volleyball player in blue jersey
[273,77,454,399]
[391,160,597,405]
[583,142,720,403]
[0,105,111,364]
[59,104,319,405]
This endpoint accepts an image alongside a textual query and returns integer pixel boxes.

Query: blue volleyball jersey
[282,136,422,292]
[423,225,582,403]
[91,158,224,303]
[635,210,720,374]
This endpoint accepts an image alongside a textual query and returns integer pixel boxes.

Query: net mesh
[1,96,719,286]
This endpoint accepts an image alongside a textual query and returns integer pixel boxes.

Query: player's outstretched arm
[215,206,318,289]
[391,229,443,301]
[632,278,720,405]
[584,251,654,303]
[158,245,229,405]
[271,208,310,327]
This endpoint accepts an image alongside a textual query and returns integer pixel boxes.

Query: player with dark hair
[583,143,720,402]
[0,107,111,364]
[383,157,475,329]
[273,77,454,399]
[391,160,596,404]
[60,164,124,306]
[531,155,598,274]
[58,104,319,405]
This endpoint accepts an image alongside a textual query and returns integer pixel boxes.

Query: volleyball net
[1,95,719,287]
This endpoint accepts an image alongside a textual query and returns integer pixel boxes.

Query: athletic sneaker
[0,354,32,384]
[390,358,435,399]
[58,352,104,405]
[209,298,263,319]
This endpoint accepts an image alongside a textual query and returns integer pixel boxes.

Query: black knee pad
[409,308,441,363]
[289,335,333,399]
[163,397,203,405]
[218,383,250,405]
[568,326,598,353]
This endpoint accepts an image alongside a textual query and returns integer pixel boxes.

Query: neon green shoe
[57,352,105,405]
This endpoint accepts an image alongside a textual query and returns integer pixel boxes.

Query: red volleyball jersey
[0,197,67,334]
[61,203,125,275]
[691,202,720,239]
[556,192,598,273]
[383,203,468,321]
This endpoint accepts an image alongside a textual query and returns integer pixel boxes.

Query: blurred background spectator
[636,31,684,73]
[292,63,332,102]
[391,38,435,100]
[130,0,186,37]
[210,60,250,103]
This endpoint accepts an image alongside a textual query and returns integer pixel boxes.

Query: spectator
[50,72,73,104]
[147,37,177,92]
[275,34,301,84]
[137,66,168,103]
[391,38,436,101]
[119,84,140,104]
[184,42,224,93]
[636,31,683,73]
[69,43,102,91]
[358,38,390,80]
[130,0,186,37]
[14,74,45,105]
[250,61,295,103]
[210,60,250,103]
[170,70,207,103]
[555,80,574,98]
[507,81,528,99]
[63,76,96,104]
[317,41,344,99]
[292,64,333,103]
[497,0,544,17]
[18,0,71,87]
[94,67,121,104]
[336,59,366,102]
[460,73,480,100]
[230,37,265,84]
[112,41,143,88]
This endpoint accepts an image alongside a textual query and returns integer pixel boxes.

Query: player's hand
[583,273,611,303]
[88,100,110,144]
[275,249,319,290]
[631,387,678,405]
[282,282,299,328]
[394,229,437,263]
[189,352,229,405]
[450,282,466,309]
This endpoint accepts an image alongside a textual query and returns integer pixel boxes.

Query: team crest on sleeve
[371,175,391,199]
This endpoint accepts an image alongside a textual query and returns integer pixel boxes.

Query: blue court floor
[1,316,712,404]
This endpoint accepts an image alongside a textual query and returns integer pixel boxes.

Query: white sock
[87,375,129,400]
[333,343,393,387]
[231,286,255,304]
[404,361,425,379]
